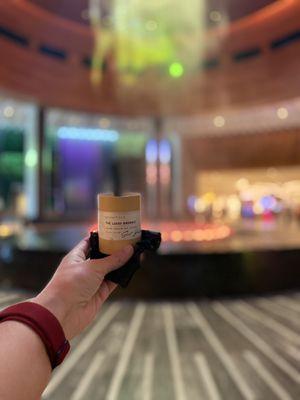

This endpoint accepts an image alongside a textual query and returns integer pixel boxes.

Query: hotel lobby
[0,0,300,399]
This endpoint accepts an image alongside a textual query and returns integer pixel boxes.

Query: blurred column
[146,119,176,220]
[155,117,162,219]
[170,133,183,219]
[36,106,45,220]
[182,138,197,219]
[24,104,38,220]
[159,138,172,220]
[145,137,159,219]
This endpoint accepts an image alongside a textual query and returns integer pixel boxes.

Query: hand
[31,238,133,340]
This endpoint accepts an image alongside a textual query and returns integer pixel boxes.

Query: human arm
[0,238,133,400]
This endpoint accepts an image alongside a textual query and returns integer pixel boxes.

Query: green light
[116,132,148,157]
[169,62,184,78]
[90,0,205,83]
[25,149,37,168]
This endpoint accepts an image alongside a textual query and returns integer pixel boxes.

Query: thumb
[87,245,133,275]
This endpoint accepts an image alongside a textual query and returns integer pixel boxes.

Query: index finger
[87,245,133,275]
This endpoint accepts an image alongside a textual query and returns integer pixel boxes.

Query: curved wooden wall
[184,129,300,170]
[0,0,300,115]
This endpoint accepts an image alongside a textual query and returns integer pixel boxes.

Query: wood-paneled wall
[184,130,300,170]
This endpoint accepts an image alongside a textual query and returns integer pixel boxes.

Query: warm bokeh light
[0,223,21,238]
[193,229,205,241]
[183,230,194,241]
[276,107,289,120]
[98,118,111,128]
[236,178,250,191]
[161,231,169,241]
[144,222,232,244]
[213,115,225,128]
[170,230,184,242]
[0,224,13,237]
[209,10,222,23]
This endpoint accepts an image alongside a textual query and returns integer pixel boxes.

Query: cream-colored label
[98,210,141,241]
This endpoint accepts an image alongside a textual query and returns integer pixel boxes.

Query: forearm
[0,321,52,400]
[0,240,131,399]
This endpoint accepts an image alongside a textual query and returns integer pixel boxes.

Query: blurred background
[0,1,300,399]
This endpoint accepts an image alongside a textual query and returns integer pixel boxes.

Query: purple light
[241,202,254,218]
[187,195,197,212]
[260,195,276,211]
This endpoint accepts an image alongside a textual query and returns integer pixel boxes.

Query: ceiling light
[145,20,158,31]
[57,127,119,142]
[213,115,225,127]
[276,107,288,120]
[99,118,111,128]
[3,106,15,118]
[209,10,222,23]
[169,62,184,78]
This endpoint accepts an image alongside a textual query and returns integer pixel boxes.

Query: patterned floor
[0,292,299,400]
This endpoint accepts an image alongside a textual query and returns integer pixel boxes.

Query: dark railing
[202,58,220,70]
[38,44,67,60]
[0,25,29,47]
[271,29,300,50]
[232,47,261,62]
[1,22,300,72]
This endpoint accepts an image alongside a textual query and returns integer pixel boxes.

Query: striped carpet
[0,291,299,399]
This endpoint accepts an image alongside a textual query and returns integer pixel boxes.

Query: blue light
[57,127,119,142]
[241,203,254,218]
[145,139,158,163]
[260,195,276,211]
[159,139,171,164]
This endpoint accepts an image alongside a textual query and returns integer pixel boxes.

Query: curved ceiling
[28,0,276,27]
[0,0,299,116]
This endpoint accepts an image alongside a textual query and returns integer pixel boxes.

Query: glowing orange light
[218,226,231,238]
[88,225,98,233]
[183,230,194,241]
[193,229,204,241]
[171,230,183,242]
[161,231,169,241]
[204,229,215,241]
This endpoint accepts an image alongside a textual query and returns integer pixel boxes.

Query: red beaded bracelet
[0,301,70,369]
